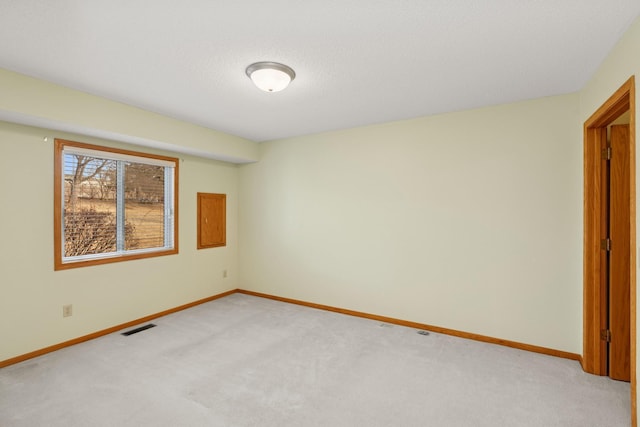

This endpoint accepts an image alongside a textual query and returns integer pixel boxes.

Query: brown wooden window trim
[54,139,179,270]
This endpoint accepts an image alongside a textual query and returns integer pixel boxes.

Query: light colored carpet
[0,293,630,426]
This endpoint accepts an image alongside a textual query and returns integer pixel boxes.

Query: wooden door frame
[583,76,636,422]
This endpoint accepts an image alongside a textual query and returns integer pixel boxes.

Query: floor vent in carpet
[417,330,430,336]
[121,324,156,336]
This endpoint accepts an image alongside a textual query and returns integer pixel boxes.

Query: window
[54,139,179,270]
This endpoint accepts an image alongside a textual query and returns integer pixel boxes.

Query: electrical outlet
[223,269,228,278]
[62,304,73,318]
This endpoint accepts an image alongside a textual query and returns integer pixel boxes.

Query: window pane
[63,154,118,257]
[124,162,166,250]
[55,139,178,270]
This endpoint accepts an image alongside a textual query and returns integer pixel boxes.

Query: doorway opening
[583,76,636,418]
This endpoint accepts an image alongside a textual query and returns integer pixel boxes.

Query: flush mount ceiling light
[245,61,296,92]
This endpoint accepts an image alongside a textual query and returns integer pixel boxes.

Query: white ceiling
[1,1,639,142]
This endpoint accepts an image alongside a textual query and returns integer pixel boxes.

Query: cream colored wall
[579,15,640,423]
[0,120,238,361]
[239,93,582,353]
[0,68,259,163]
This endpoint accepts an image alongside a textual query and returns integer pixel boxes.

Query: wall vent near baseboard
[121,324,156,336]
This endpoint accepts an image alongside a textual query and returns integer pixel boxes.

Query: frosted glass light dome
[246,62,296,92]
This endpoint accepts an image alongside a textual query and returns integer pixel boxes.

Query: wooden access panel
[609,124,631,381]
[197,193,226,249]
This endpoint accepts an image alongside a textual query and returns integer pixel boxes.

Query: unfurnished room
[1,1,640,426]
